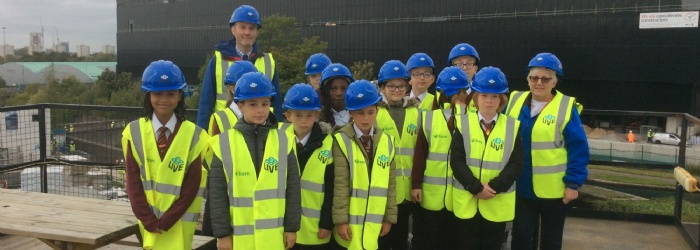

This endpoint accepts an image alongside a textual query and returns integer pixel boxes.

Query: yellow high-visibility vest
[453,113,519,221]
[214,51,276,111]
[122,119,208,249]
[376,107,420,203]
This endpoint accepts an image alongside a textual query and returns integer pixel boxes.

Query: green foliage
[350,60,376,81]
[0,75,6,88]
[185,84,202,109]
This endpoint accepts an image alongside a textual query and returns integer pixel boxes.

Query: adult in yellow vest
[122,60,209,250]
[69,141,76,154]
[410,67,470,250]
[332,80,398,250]
[406,53,437,112]
[451,67,524,250]
[196,5,282,129]
[375,60,421,250]
[505,53,589,250]
[282,84,336,249]
[208,72,301,250]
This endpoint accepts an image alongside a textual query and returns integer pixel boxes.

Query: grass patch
[588,172,673,187]
[588,164,673,179]
[588,198,699,222]
[580,185,636,199]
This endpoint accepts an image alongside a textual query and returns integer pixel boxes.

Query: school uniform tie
[157,127,169,152]
[296,141,304,152]
[481,120,495,136]
[360,135,373,165]
[242,54,249,61]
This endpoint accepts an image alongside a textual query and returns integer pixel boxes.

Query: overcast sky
[0,0,116,53]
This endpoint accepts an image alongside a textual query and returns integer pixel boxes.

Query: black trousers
[378,202,414,250]
[453,211,507,250]
[292,242,332,250]
[511,197,571,250]
[410,207,459,250]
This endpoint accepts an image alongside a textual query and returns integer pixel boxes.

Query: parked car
[652,132,690,146]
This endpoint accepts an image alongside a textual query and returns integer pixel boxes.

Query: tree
[350,60,376,81]
[0,76,6,88]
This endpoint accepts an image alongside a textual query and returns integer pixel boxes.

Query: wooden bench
[115,234,216,249]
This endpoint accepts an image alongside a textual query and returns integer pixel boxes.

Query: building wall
[0,109,51,166]
[102,45,116,55]
[116,0,700,114]
[0,44,14,57]
[55,42,70,53]
[76,45,90,57]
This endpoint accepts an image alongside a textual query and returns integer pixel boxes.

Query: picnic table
[0,188,138,250]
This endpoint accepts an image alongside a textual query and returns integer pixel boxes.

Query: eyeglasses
[452,62,476,69]
[385,85,407,91]
[411,72,433,79]
[528,76,554,84]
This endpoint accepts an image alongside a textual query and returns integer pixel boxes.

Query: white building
[54,42,69,53]
[0,109,52,167]
[0,44,14,57]
[28,32,43,55]
[101,45,115,55]
[76,45,90,57]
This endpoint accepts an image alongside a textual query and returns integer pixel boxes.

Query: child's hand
[216,236,232,250]
[284,232,296,249]
[317,228,331,239]
[379,222,392,236]
[336,223,352,241]
[475,183,496,200]
[410,189,422,203]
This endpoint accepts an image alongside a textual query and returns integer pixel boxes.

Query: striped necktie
[481,120,495,136]
[157,127,169,150]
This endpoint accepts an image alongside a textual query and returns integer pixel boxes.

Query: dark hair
[320,83,335,126]
[143,90,187,120]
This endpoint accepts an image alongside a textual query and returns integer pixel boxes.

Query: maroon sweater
[125,120,202,232]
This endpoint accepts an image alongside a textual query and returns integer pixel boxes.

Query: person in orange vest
[627,130,635,143]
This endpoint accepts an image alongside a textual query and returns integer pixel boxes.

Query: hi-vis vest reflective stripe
[215,51,276,111]
[122,119,208,250]
[418,93,435,111]
[505,90,576,198]
[298,134,334,245]
[210,128,292,250]
[333,132,394,250]
[375,107,420,204]
[420,108,463,211]
[208,107,239,136]
[453,113,519,222]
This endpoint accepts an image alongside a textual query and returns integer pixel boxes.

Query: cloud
[0,0,116,53]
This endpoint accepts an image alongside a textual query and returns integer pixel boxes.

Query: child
[319,63,355,128]
[122,60,208,249]
[208,72,302,250]
[409,67,470,250]
[305,53,332,106]
[448,43,481,114]
[375,60,421,250]
[332,80,397,250]
[201,60,258,237]
[450,67,524,250]
[405,53,436,111]
[282,84,336,250]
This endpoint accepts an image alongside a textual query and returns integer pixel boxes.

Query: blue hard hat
[305,53,332,75]
[406,53,435,72]
[471,67,508,94]
[225,61,258,85]
[233,72,275,102]
[448,43,480,65]
[345,80,382,111]
[378,60,410,86]
[283,83,321,111]
[436,66,470,97]
[229,5,261,28]
[320,63,354,89]
[141,60,186,92]
[527,52,563,78]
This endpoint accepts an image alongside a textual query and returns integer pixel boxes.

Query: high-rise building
[28,32,43,55]
[76,45,90,57]
[101,44,116,55]
[0,44,14,57]
[54,42,69,53]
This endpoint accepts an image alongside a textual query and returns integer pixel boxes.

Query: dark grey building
[116,0,700,115]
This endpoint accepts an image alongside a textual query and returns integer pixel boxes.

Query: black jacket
[295,122,335,230]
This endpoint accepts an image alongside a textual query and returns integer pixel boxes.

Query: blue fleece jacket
[512,93,590,200]
[196,39,282,129]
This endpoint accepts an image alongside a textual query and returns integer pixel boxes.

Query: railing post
[679,117,688,167]
[674,184,683,219]
[38,105,48,193]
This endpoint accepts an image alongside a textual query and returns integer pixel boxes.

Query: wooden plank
[0,190,134,216]
[0,189,130,208]
[39,239,65,250]
[0,212,130,235]
[114,235,141,247]
[0,221,102,245]
[0,202,137,230]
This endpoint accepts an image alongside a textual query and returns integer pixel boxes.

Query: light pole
[2,26,6,57]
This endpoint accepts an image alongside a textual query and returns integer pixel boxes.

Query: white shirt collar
[151,113,177,139]
[409,90,428,102]
[229,102,243,118]
[332,109,350,126]
[235,46,252,58]
[353,123,374,139]
[477,112,498,124]
[296,132,311,146]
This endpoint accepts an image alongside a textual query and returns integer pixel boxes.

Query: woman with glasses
[505,52,589,250]
[374,60,422,249]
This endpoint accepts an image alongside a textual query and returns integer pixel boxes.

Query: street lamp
[2,26,6,57]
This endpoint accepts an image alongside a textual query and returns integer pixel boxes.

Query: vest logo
[407,124,418,136]
[146,158,156,163]
[490,138,504,151]
[168,157,185,172]
[235,171,250,177]
[432,134,448,139]
[353,159,365,165]
[264,157,279,173]
[471,138,483,144]
[543,114,556,125]
[377,155,390,169]
[318,150,331,164]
